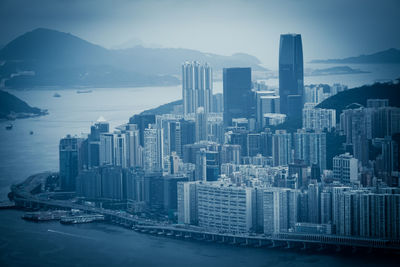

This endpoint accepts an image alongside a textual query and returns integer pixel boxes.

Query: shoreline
[5,172,400,255]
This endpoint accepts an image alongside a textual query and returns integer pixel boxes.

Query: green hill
[317,80,400,121]
[0,90,47,119]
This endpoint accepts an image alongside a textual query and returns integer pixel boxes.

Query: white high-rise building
[177,181,198,225]
[272,130,292,166]
[182,61,213,115]
[143,125,164,173]
[333,153,358,183]
[196,182,254,233]
[125,126,142,168]
[293,129,327,171]
[113,132,127,168]
[100,133,115,166]
[302,103,336,132]
[263,188,298,235]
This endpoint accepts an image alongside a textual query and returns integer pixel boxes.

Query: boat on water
[22,210,69,222]
[5,124,13,130]
[53,93,61,98]
[60,214,104,224]
[76,89,92,94]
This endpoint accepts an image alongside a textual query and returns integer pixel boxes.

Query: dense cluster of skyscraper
[59,34,400,240]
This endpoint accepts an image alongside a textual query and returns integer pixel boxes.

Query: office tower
[307,182,321,223]
[76,168,102,199]
[179,119,196,152]
[168,121,182,156]
[310,164,321,181]
[373,136,399,185]
[177,181,198,224]
[223,67,252,126]
[59,135,84,191]
[351,109,369,166]
[195,107,208,142]
[163,175,189,214]
[207,116,224,144]
[220,144,241,165]
[183,142,209,164]
[272,130,292,166]
[169,152,180,174]
[182,61,213,115]
[302,103,336,132]
[88,119,109,168]
[247,133,261,157]
[212,93,223,113]
[293,129,327,171]
[113,132,127,168]
[195,149,207,181]
[333,153,359,183]
[331,186,351,234]
[371,106,400,139]
[129,114,156,146]
[125,126,142,168]
[143,125,164,173]
[100,166,124,201]
[279,34,304,118]
[289,162,308,188]
[144,172,164,211]
[263,188,298,235]
[226,128,249,157]
[99,133,114,166]
[197,182,254,233]
[255,90,280,130]
[297,191,309,222]
[126,169,146,202]
[260,129,273,157]
[206,150,220,181]
[320,190,332,224]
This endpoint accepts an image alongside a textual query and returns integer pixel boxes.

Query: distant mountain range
[0,90,47,119]
[0,28,265,89]
[310,48,400,64]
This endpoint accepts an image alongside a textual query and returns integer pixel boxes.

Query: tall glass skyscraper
[279,34,304,118]
[223,67,252,126]
[182,61,213,115]
[59,135,83,191]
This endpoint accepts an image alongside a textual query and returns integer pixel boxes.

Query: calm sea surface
[0,64,400,266]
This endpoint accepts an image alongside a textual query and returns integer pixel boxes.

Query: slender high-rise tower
[223,67,252,126]
[279,34,304,118]
[182,61,213,115]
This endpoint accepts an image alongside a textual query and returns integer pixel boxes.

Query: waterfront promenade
[8,172,400,254]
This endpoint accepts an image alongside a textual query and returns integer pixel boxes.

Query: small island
[306,66,369,76]
[0,90,48,120]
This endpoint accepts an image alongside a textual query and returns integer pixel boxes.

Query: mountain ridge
[0,28,266,89]
[310,48,400,64]
[316,79,400,121]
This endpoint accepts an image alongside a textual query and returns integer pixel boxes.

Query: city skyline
[1,1,400,266]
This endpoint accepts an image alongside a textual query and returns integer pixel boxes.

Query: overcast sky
[1,0,399,69]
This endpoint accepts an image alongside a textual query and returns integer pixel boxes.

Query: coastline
[5,172,400,255]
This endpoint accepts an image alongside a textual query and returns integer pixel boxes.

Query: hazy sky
[1,0,399,69]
